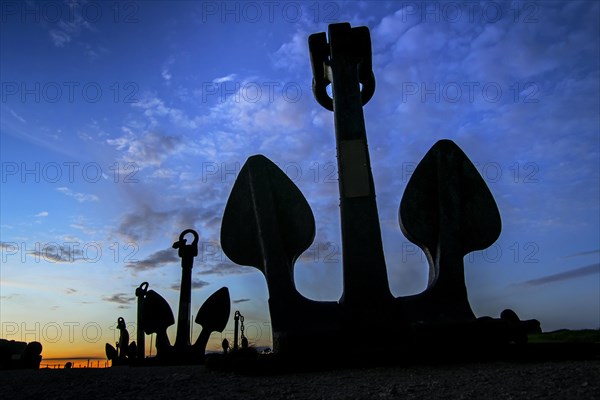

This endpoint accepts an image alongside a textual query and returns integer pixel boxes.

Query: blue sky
[1,0,599,359]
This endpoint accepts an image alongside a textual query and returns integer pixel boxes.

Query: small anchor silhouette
[120,230,231,365]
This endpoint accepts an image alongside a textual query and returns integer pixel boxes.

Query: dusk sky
[1,0,599,361]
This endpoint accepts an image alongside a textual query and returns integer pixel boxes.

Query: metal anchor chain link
[233,310,246,350]
[239,314,245,341]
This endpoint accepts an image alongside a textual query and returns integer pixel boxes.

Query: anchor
[221,23,540,361]
[105,317,136,365]
[106,229,231,365]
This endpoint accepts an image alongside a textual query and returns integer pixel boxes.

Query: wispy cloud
[129,97,202,130]
[562,249,600,258]
[114,202,216,243]
[8,108,26,123]
[213,74,236,84]
[520,264,600,287]
[116,206,172,243]
[125,248,178,272]
[107,129,184,168]
[47,2,95,47]
[272,31,308,72]
[64,288,77,294]
[161,68,172,82]
[83,43,108,62]
[70,222,98,236]
[197,262,255,276]
[27,244,85,263]
[170,279,210,291]
[0,242,18,251]
[233,298,250,304]
[35,211,49,217]
[103,293,135,305]
[149,168,178,179]
[56,187,99,203]
[162,55,175,84]
[49,29,72,47]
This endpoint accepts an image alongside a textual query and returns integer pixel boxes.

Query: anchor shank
[328,23,392,307]
[174,256,193,348]
[136,299,144,359]
[135,283,147,360]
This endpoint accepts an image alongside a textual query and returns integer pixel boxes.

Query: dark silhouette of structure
[135,282,148,360]
[205,311,260,372]
[233,310,246,351]
[106,229,231,366]
[222,338,229,354]
[117,317,130,361]
[220,22,541,362]
[172,229,198,351]
[0,339,42,369]
[105,317,136,366]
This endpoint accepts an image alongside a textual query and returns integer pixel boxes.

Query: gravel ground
[2,361,599,400]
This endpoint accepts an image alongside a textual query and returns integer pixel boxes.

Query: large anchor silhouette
[221,23,539,360]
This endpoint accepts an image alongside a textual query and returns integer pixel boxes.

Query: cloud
[371,5,422,48]
[103,293,135,305]
[272,31,309,71]
[563,249,600,258]
[213,74,236,84]
[125,248,178,272]
[197,262,255,276]
[115,204,210,243]
[64,288,77,294]
[298,241,341,263]
[520,264,600,287]
[49,29,72,47]
[83,44,109,62]
[0,242,18,252]
[162,68,172,82]
[170,279,210,291]
[35,211,49,217]
[56,187,99,203]
[129,97,202,130]
[201,80,311,146]
[192,279,210,289]
[8,108,26,123]
[162,55,175,84]
[115,206,169,243]
[149,168,178,179]
[70,222,97,236]
[107,129,184,168]
[27,243,85,263]
[233,298,250,304]
[47,3,95,47]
